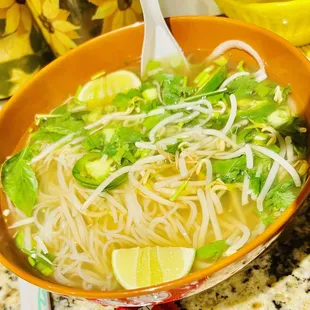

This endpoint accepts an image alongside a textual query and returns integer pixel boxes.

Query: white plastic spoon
[140,0,189,77]
[19,278,51,310]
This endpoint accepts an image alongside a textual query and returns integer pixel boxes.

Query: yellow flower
[89,0,142,34]
[0,32,33,63]
[9,67,40,95]
[0,0,32,36]
[26,0,79,56]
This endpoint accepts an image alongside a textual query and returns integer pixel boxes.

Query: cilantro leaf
[110,144,130,165]
[139,99,160,113]
[238,100,278,122]
[31,130,65,144]
[281,86,291,102]
[212,156,246,183]
[236,128,257,144]
[264,181,296,210]
[196,240,229,261]
[112,88,142,111]
[247,170,267,196]
[255,80,277,98]
[101,127,143,165]
[226,75,258,99]
[117,127,143,143]
[165,141,182,154]
[40,112,84,135]
[143,111,171,131]
[259,181,297,226]
[83,131,105,151]
[152,73,194,105]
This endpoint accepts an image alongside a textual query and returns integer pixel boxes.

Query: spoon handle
[19,278,51,310]
[140,0,188,76]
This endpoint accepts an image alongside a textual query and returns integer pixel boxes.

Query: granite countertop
[1,200,309,310]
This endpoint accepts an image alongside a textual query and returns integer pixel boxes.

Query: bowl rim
[0,16,310,299]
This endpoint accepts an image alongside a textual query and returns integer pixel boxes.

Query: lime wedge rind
[112,246,195,290]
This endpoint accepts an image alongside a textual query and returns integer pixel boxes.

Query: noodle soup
[1,40,308,291]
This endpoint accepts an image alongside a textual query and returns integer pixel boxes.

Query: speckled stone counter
[1,201,309,310]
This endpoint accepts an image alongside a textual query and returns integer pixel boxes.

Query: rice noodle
[100,193,127,214]
[255,141,286,211]
[251,144,301,187]
[184,201,198,229]
[154,176,182,188]
[213,145,250,164]
[222,94,237,134]
[149,112,183,143]
[153,80,164,104]
[205,190,222,240]
[148,108,165,116]
[129,172,174,207]
[207,40,267,82]
[135,142,156,150]
[220,72,250,89]
[241,175,250,206]
[81,167,130,210]
[30,134,75,165]
[179,153,189,178]
[225,221,251,255]
[173,111,200,123]
[8,217,35,229]
[190,106,211,115]
[34,236,48,254]
[114,113,147,120]
[210,189,223,214]
[24,226,32,251]
[161,99,206,111]
[285,136,294,162]
[197,189,210,247]
[205,159,213,185]
[244,145,253,169]
[85,111,130,130]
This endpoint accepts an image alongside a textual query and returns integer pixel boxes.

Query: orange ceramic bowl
[0,17,310,307]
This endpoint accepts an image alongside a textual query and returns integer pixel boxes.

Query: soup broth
[1,40,308,291]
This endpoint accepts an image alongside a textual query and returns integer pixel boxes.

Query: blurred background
[0,0,309,100]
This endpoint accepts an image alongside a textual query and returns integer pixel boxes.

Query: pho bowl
[0,17,310,307]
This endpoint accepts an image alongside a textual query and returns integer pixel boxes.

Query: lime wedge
[112,247,195,289]
[77,70,141,108]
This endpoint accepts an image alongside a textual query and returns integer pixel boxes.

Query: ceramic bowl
[215,0,310,46]
[0,17,310,307]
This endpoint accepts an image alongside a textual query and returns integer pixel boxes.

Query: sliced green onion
[214,56,228,66]
[170,181,188,201]
[170,55,183,68]
[196,240,229,261]
[14,230,24,250]
[28,256,36,267]
[194,70,210,88]
[142,88,158,101]
[253,133,269,146]
[237,61,245,72]
[184,88,227,102]
[147,60,161,72]
[36,262,53,276]
[35,114,63,126]
[182,76,188,88]
[267,108,291,128]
